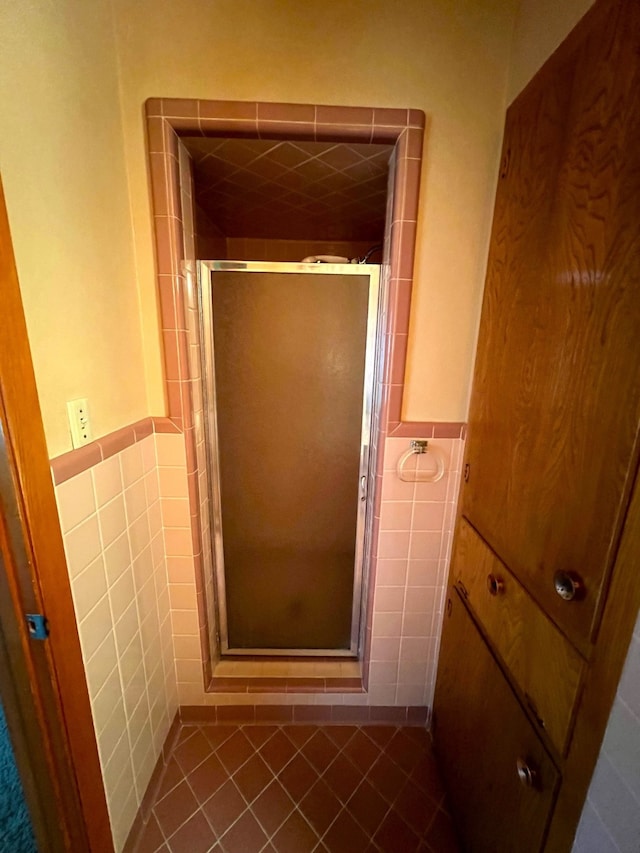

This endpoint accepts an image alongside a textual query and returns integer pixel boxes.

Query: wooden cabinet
[462,0,640,654]
[434,1,640,850]
[434,590,559,853]
[451,519,584,755]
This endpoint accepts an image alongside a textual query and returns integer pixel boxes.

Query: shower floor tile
[135,723,459,853]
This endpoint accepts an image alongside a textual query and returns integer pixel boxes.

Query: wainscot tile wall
[373,436,464,708]
[54,427,183,851]
[572,609,640,853]
[52,419,464,851]
[162,432,464,711]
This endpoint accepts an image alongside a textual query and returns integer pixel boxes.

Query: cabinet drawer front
[452,518,584,754]
[434,589,559,853]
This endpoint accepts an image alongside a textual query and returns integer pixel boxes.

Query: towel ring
[396,440,445,483]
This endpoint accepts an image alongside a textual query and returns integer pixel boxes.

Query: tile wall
[184,136,390,243]
[224,238,377,263]
[54,432,185,851]
[146,100,430,709]
[162,433,464,711]
[161,117,463,714]
[146,97,425,449]
[572,610,640,853]
[194,204,227,261]
[178,140,218,674]
[370,436,464,708]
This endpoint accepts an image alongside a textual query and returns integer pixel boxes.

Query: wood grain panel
[452,519,585,756]
[434,590,559,853]
[462,0,640,651]
[547,450,640,848]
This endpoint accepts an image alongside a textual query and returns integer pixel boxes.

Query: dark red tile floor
[135,723,460,853]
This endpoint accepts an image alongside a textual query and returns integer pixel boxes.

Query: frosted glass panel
[211,271,369,649]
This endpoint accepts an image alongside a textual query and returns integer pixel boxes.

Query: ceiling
[182,137,392,242]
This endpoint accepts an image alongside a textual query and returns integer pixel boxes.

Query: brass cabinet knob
[487,573,505,596]
[516,757,537,788]
[553,570,584,602]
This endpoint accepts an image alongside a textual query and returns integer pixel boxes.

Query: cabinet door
[463,0,640,650]
[433,590,559,853]
[452,520,584,756]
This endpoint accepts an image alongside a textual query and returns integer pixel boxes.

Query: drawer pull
[487,574,505,596]
[516,757,538,789]
[553,571,584,602]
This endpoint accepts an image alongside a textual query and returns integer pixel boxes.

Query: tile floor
[135,723,460,853]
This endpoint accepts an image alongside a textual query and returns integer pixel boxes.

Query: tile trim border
[50,416,179,485]
[389,422,466,439]
[49,417,465,486]
[179,703,430,726]
[49,411,464,555]
[209,676,364,694]
[145,96,426,432]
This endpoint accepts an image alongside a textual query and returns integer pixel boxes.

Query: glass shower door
[201,262,379,654]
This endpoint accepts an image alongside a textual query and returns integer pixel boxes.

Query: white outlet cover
[67,398,93,448]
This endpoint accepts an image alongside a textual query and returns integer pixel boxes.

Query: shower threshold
[223,648,358,658]
[212,657,362,682]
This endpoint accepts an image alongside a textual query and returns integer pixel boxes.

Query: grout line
[147,722,438,853]
[614,693,640,729]
[581,798,624,853]
[598,748,640,808]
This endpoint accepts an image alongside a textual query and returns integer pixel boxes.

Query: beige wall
[0,0,147,457]
[111,0,519,423]
[0,1,600,456]
[507,0,596,103]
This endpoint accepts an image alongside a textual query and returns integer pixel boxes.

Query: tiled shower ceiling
[182,137,392,241]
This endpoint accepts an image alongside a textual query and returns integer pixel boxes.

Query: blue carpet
[0,701,37,853]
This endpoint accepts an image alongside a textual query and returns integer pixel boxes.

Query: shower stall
[198,261,381,657]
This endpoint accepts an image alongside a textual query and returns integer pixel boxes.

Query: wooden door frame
[0,176,113,852]
[0,458,81,853]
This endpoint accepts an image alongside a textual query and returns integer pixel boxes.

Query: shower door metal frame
[198,260,380,657]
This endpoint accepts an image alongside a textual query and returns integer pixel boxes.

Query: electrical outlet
[67,399,93,448]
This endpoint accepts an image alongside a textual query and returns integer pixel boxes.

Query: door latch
[26,613,49,640]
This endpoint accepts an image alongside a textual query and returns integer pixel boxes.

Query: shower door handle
[360,475,367,501]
